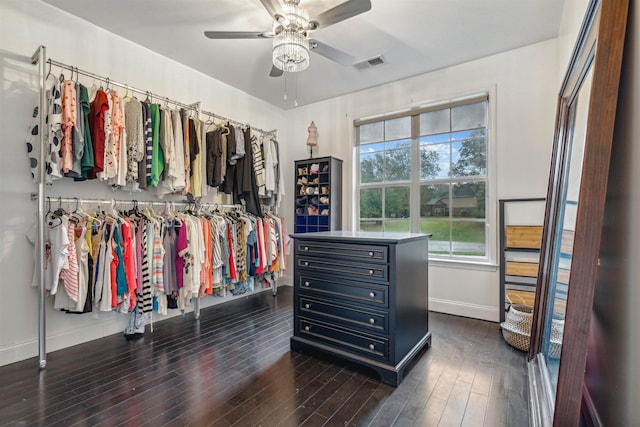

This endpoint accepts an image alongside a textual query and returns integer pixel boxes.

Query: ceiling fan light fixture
[273,30,310,72]
[272,0,310,73]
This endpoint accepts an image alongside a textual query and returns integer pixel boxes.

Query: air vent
[353,55,386,71]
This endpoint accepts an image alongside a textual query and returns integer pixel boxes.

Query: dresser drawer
[296,241,388,264]
[298,275,388,308]
[298,317,389,362]
[297,257,388,282]
[299,297,388,334]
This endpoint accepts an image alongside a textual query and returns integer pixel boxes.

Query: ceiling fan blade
[270,64,284,77]
[309,39,355,66]
[311,0,371,29]
[204,31,271,39]
[259,0,282,18]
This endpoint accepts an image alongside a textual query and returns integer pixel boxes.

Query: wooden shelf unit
[499,198,545,322]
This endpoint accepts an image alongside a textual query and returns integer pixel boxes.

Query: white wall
[0,0,286,367]
[281,39,560,322]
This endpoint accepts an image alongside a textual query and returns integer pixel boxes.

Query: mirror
[527,0,629,425]
[541,63,593,394]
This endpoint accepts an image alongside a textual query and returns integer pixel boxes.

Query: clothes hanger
[122,84,130,101]
[104,77,110,94]
[46,60,53,80]
[220,121,231,136]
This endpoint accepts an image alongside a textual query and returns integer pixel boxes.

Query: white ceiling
[43,0,565,110]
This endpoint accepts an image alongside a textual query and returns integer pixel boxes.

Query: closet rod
[46,196,242,210]
[48,59,278,136]
[200,109,278,137]
[47,58,201,111]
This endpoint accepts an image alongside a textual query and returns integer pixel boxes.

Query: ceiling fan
[204,0,372,76]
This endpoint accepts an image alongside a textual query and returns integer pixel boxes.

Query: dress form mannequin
[307,121,317,158]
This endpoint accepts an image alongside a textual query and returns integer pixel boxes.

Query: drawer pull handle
[369,344,375,351]
[304,261,309,267]
[369,292,376,298]
[369,318,376,324]
[304,246,309,251]
[304,281,310,287]
[304,304,310,309]
[368,269,375,275]
[369,251,374,257]
[304,325,311,332]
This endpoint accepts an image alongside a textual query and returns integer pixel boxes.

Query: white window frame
[353,91,497,267]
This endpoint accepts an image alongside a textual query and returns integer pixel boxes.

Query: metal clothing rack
[44,58,279,135]
[200,109,278,137]
[44,196,241,211]
[30,45,279,369]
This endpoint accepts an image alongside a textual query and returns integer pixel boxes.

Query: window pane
[385,116,411,140]
[384,186,410,220]
[451,129,485,141]
[420,144,449,179]
[385,138,411,150]
[360,219,383,232]
[385,147,411,181]
[420,108,450,135]
[451,182,485,219]
[420,219,451,255]
[360,152,384,183]
[360,187,382,218]
[359,122,384,144]
[452,101,487,131]
[360,141,385,153]
[384,218,410,233]
[451,137,486,177]
[452,221,486,256]
[421,133,450,144]
[420,184,450,217]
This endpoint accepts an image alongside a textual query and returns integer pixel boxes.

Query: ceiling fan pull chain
[284,72,288,101]
[294,74,298,107]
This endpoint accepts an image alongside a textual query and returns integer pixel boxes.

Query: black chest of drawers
[290,231,432,386]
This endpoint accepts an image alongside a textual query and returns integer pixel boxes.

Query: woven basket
[500,304,534,352]
[500,304,564,358]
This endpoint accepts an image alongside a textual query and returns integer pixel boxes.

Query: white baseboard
[0,286,285,368]
[0,316,129,368]
[429,297,499,322]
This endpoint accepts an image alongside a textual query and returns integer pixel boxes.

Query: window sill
[429,258,498,272]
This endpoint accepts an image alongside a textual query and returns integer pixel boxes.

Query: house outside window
[355,95,489,260]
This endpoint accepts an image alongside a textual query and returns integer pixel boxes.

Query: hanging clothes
[140,101,152,189]
[78,84,94,180]
[60,80,76,174]
[124,97,144,184]
[171,110,186,192]
[88,89,109,179]
[149,103,163,187]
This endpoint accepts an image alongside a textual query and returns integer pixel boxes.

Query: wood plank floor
[0,287,529,426]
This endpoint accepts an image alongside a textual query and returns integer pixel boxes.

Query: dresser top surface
[291,231,431,244]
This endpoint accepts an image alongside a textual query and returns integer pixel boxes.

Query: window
[355,95,489,260]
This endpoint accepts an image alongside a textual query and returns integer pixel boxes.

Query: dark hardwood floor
[0,286,529,426]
